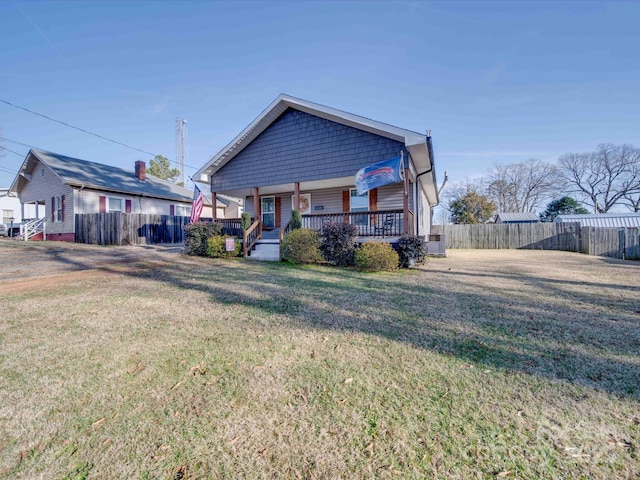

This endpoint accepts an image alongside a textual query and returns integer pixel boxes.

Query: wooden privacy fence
[432,223,640,260]
[75,214,243,246]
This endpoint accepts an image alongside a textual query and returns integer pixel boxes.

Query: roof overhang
[195,94,439,205]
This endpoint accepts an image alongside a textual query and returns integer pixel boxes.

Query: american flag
[190,184,204,223]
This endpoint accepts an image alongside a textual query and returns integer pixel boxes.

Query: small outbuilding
[554,213,640,228]
[494,212,540,224]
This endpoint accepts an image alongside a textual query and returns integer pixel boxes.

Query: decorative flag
[354,155,403,195]
[190,184,204,222]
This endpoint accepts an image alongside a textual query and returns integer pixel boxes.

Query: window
[175,205,190,217]
[3,209,13,225]
[350,189,368,212]
[108,197,123,212]
[54,196,63,222]
[350,189,369,226]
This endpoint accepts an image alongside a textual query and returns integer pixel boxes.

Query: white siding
[20,161,74,234]
[75,189,192,216]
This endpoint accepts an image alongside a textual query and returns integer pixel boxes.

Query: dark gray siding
[212,109,407,191]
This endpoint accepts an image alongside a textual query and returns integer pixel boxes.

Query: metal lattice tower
[175,118,187,185]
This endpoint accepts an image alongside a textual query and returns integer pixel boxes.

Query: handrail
[279,221,291,260]
[20,218,45,241]
[242,220,262,257]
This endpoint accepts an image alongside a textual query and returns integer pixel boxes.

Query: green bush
[290,210,302,230]
[184,221,223,256]
[320,222,359,266]
[206,235,241,258]
[282,228,322,264]
[241,212,252,231]
[355,242,399,272]
[397,234,427,268]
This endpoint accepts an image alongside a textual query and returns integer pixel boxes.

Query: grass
[0,243,639,479]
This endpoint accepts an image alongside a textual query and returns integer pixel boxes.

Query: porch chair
[374,214,395,236]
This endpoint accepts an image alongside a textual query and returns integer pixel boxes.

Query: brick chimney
[135,160,146,181]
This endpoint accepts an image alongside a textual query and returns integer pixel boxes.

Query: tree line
[443,143,640,224]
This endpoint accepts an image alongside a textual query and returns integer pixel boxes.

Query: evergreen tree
[539,197,589,222]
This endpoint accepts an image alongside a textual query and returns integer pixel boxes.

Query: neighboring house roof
[495,212,540,223]
[10,149,226,207]
[554,213,640,228]
[195,94,438,204]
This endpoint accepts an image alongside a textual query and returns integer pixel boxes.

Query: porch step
[261,229,282,240]
[248,241,280,261]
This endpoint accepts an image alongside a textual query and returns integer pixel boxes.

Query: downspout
[414,130,436,235]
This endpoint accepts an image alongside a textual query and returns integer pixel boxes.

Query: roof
[10,149,226,207]
[554,213,640,228]
[495,212,540,223]
[195,94,439,205]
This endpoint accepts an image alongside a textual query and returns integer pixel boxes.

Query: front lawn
[1,245,638,479]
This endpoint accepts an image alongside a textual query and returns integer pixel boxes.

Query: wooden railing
[301,209,406,237]
[243,220,262,257]
[279,221,291,259]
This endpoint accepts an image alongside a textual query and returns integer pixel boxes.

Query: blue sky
[1,0,639,196]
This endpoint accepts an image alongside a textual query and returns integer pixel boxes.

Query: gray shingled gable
[212,108,407,192]
[31,149,196,203]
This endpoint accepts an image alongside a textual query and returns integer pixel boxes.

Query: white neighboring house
[10,149,241,241]
[1,187,40,236]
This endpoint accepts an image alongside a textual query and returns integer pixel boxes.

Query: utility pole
[175,118,187,185]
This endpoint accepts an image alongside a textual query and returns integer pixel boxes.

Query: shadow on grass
[35,245,640,399]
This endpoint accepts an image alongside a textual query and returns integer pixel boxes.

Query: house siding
[19,160,74,235]
[75,189,193,216]
[245,184,407,223]
[212,109,407,191]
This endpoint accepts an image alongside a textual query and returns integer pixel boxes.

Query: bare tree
[621,157,640,212]
[486,159,559,212]
[558,144,640,213]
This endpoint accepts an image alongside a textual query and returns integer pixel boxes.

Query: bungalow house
[494,212,540,224]
[195,94,439,258]
[10,149,239,241]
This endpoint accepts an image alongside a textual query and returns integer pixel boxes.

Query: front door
[261,196,275,229]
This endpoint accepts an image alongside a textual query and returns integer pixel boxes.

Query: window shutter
[61,195,65,222]
[99,196,106,213]
[275,196,281,228]
[170,204,175,216]
[342,190,350,213]
[369,188,377,211]
[51,196,55,222]
[125,199,132,213]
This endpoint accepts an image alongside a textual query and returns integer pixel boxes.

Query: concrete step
[249,242,280,261]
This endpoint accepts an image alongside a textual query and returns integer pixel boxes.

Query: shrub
[184,221,223,256]
[320,222,358,266]
[397,234,427,268]
[282,228,322,264]
[355,242,399,272]
[241,212,252,231]
[290,210,302,230]
[206,235,241,258]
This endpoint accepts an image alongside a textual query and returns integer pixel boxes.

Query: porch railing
[20,217,45,241]
[301,209,406,237]
[219,218,242,237]
[243,220,262,257]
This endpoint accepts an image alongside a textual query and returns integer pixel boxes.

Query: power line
[1,98,158,157]
[0,165,18,175]
[0,145,24,157]
[0,98,201,171]
[0,136,35,149]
